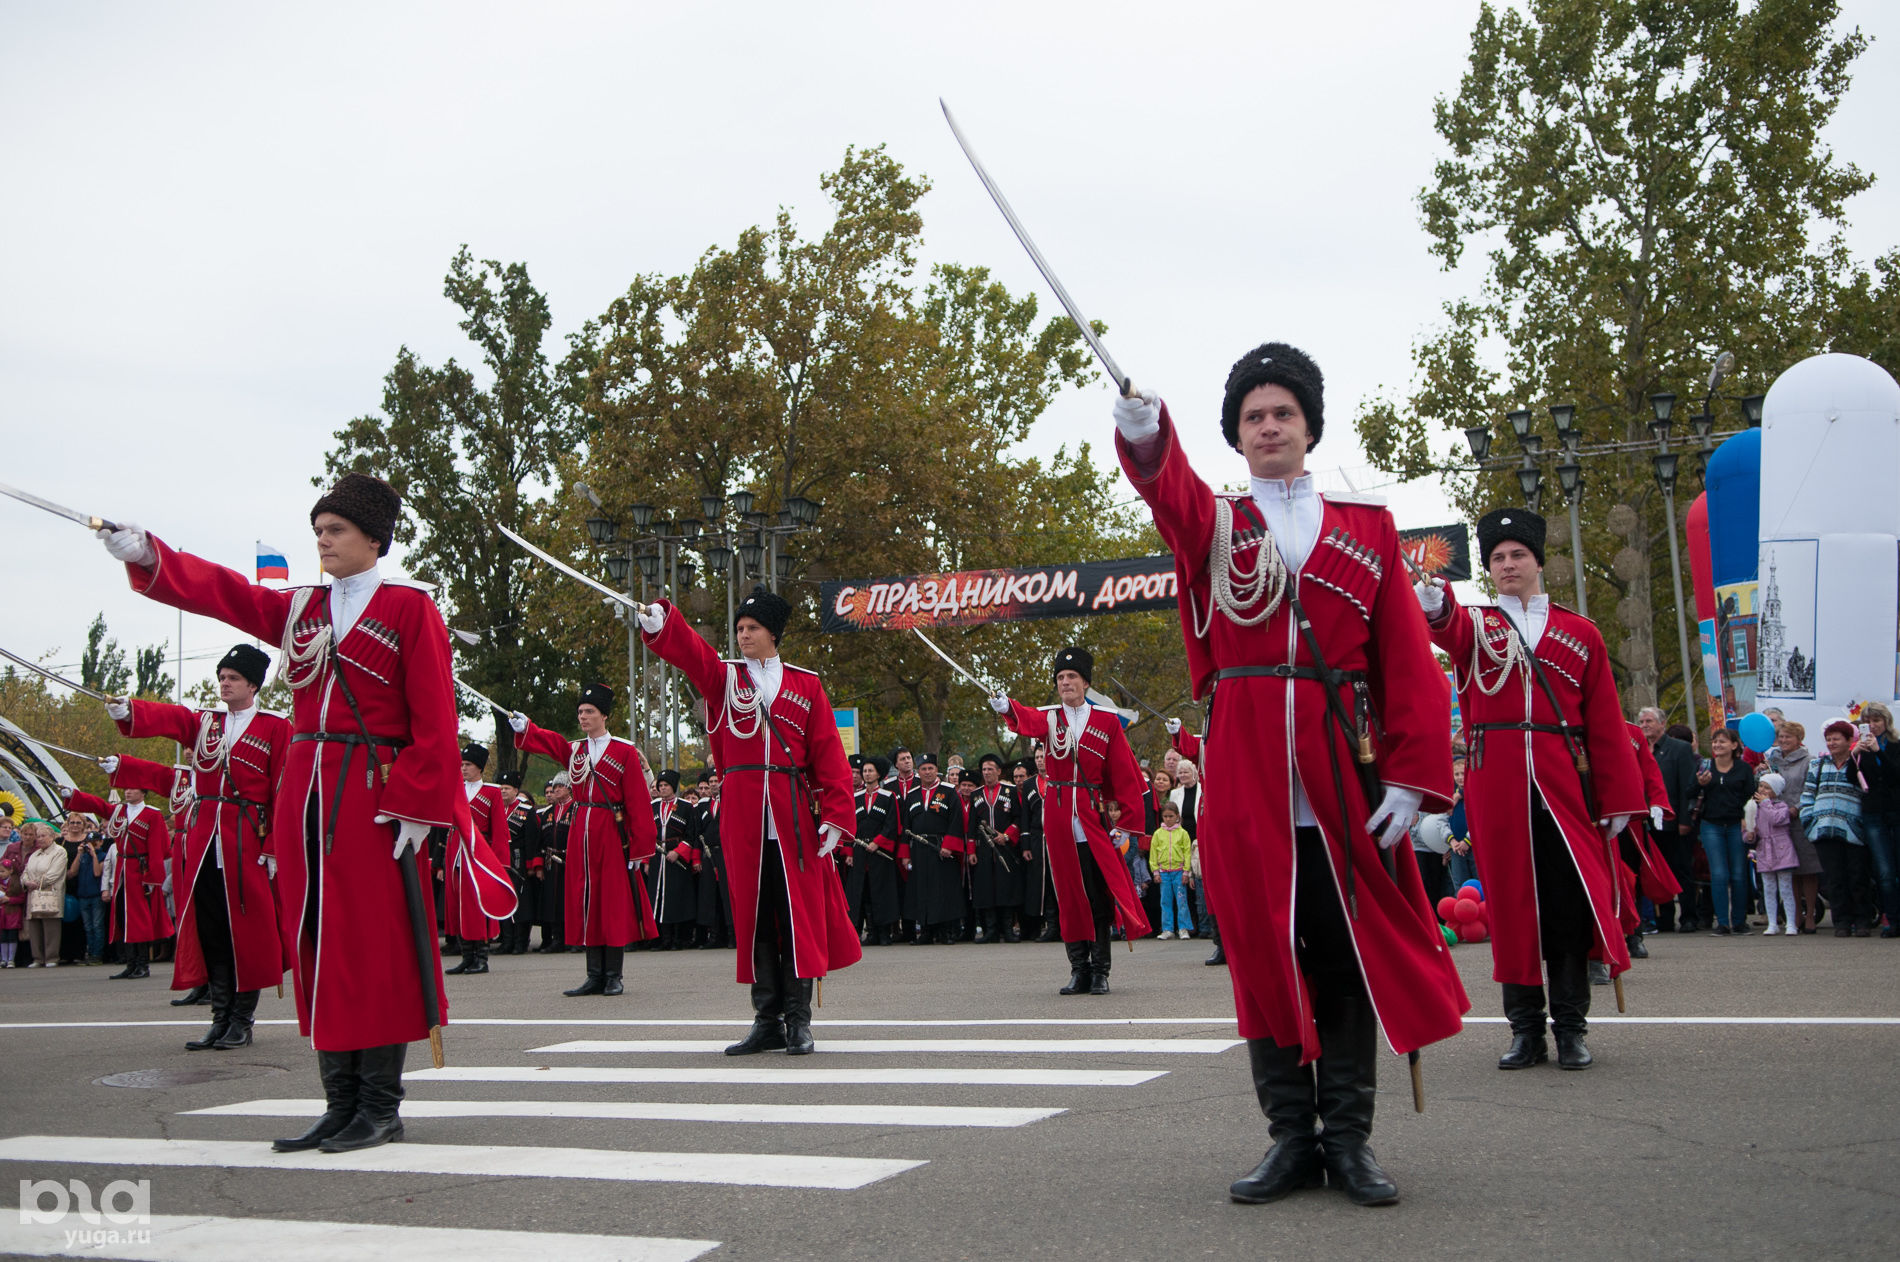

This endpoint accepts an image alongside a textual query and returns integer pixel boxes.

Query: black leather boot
[214,989,259,1049]
[273,1050,360,1152]
[320,1042,407,1152]
[726,938,787,1054]
[1497,982,1550,1069]
[1058,940,1091,995]
[563,946,605,996]
[109,943,146,979]
[1626,931,1648,960]
[443,937,474,974]
[170,984,209,1006]
[186,966,235,1050]
[1550,953,1593,1069]
[131,944,152,978]
[1035,919,1059,943]
[1315,990,1399,1206]
[1088,931,1111,995]
[783,973,816,1056]
[1230,1038,1323,1203]
[601,946,625,997]
[1205,943,1227,965]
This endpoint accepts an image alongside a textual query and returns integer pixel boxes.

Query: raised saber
[454,675,514,717]
[1107,674,1171,725]
[909,627,998,695]
[497,524,652,615]
[940,99,1137,399]
[9,730,110,765]
[0,644,113,702]
[0,481,121,534]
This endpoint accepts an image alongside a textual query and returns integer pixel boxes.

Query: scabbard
[395,842,445,1068]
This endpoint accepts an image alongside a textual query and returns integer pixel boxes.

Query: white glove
[98,523,155,567]
[380,816,430,859]
[1365,785,1425,850]
[817,824,843,859]
[1165,717,1182,735]
[259,853,277,879]
[507,711,529,734]
[1600,814,1632,841]
[1414,578,1445,616]
[1112,389,1161,441]
[637,603,666,634]
[105,698,130,721]
[989,694,1010,715]
[1649,805,1666,832]
[100,756,120,774]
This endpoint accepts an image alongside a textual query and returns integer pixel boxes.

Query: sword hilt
[89,515,122,533]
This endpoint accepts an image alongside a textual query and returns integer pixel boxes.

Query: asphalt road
[1,929,1896,1260]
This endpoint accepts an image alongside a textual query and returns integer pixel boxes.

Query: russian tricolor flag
[256,542,289,581]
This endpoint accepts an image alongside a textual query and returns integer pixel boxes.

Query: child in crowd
[1106,800,1151,908]
[1747,772,1800,935]
[1149,803,1194,940]
[0,841,20,967]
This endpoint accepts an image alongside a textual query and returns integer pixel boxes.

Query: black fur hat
[656,769,680,790]
[1221,342,1324,453]
[1477,508,1547,569]
[580,682,616,716]
[735,585,791,644]
[311,472,401,557]
[498,770,523,788]
[1053,646,1094,685]
[461,743,489,768]
[216,643,270,690]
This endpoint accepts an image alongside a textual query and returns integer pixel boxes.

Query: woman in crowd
[1849,703,1900,938]
[1801,720,1872,937]
[20,821,70,967]
[0,815,23,966]
[1765,720,1824,933]
[1696,726,1758,935]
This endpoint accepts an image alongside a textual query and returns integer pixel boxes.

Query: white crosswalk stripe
[0,1214,718,1262]
[187,1097,1065,1128]
[404,1064,1165,1086]
[527,1037,1240,1055]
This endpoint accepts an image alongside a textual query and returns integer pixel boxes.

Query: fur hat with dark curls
[1221,342,1324,453]
[736,585,792,644]
[311,472,401,557]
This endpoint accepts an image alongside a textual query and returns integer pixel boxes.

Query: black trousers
[1070,842,1115,944]
[1531,798,1594,960]
[755,838,797,966]
[1653,829,1698,928]
[1814,837,1872,929]
[1292,827,1361,989]
[193,857,235,980]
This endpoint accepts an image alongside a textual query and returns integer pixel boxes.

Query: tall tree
[1355,0,1882,720]
[133,644,173,700]
[79,613,130,697]
[326,248,589,768]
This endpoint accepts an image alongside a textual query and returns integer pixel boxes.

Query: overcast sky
[3,0,1895,700]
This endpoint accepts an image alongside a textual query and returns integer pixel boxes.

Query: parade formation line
[0,1136,925,1190]
[0,1214,720,1262]
[526,1037,1245,1055]
[403,1065,1167,1086]
[187,1098,1067,1128]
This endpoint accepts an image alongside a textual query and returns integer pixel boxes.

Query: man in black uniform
[849,757,902,945]
[902,754,966,945]
[498,772,541,955]
[693,770,731,949]
[649,770,697,950]
[968,753,1024,943]
[536,774,573,952]
[1013,758,1053,941]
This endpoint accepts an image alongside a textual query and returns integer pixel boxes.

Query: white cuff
[637,604,666,634]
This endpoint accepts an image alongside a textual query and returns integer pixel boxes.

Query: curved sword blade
[940,99,1133,398]
[497,524,648,614]
[0,644,111,701]
[0,481,120,533]
[8,728,107,765]
[454,675,513,716]
[1107,673,1169,724]
[910,627,997,695]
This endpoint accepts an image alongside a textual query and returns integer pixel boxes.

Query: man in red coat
[1115,343,1466,1208]
[60,782,172,981]
[108,644,290,1041]
[509,685,659,996]
[991,647,1151,996]
[443,743,516,976]
[100,472,458,1154]
[1620,720,1683,960]
[1417,508,1643,1073]
[638,585,861,1056]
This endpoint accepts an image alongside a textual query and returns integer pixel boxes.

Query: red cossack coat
[642,604,862,984]
[1004,701,1152,944]
[1119,405,1467,1060]
[123,538,455,1052]
[1426,586,1646,984]
[446,782,518,939]
[513,723,659,947]
[1621,721,1684,918]
[63,789,174,946]
[112,700,293,992]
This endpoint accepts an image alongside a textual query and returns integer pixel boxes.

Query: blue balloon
[1738,712,1777,753]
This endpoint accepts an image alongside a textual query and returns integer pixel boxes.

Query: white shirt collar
[1062,701,1092,730]
[1497,593,1551,648]
[585,732,612,760]
[1248,473,1323,572]
[1250,472,1316,504]
[123,801,145,821]
[464,779,482,801]
[328,565,383,637]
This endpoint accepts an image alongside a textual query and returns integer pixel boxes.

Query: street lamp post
[1649,391,1698,741]
[1551,402,1587,618]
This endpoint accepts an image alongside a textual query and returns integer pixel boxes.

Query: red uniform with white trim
[1425,586,1646,983]
[120,537,456,1052]
[1621,720,1683,917]
[113,702,292,991]
[63,788,174,946]
[446,782,517,940]
[512,724,658,947]
[642,603,862,984]
[1003,701,1151,943]
[1119,403,1467,1060]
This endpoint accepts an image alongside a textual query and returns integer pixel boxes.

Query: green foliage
[133,644,173,700]
[1357,0,1886,720]
[79,614,129,697]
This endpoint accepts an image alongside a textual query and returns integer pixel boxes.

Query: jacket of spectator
[22,836,68,913]
[1800,755,1864,844]
[1650,732,1701,830]
[1699,758,1757,824]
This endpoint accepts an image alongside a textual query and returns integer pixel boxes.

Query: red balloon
[1467,921,1490,942]
[1453,898,1482,923]
[1456,922,1485,943]
[1436,897,1458,920]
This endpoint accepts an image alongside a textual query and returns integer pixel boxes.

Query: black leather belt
[1471,722,1576,737]
[1215,665,1367,684]
[724,763,800,774]
[291,732,409,749]
[575,801,621,811]
[196,794,266,809]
